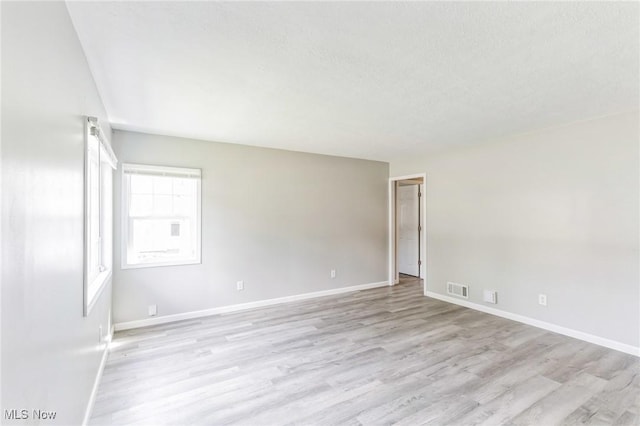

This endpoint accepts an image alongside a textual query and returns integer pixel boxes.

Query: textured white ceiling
[67,1,639,161]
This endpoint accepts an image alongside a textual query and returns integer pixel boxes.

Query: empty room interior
[2,1,639,425]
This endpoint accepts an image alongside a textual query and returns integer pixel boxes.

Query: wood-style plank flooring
[91,277,639,425]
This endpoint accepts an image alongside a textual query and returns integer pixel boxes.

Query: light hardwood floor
[92,277,639,425]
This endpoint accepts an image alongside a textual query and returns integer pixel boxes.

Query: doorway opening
[388,173,426,295]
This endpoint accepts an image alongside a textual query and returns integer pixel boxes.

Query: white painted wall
[390,111,640,349]
[112,130,388,324]
[1,2,113,423]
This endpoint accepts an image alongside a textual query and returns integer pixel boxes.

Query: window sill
[121,259,201,270]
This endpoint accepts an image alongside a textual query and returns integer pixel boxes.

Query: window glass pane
[100,159,113,272]
[173,195,193,216]
[130,193,153,217]
[131,219,164,255]
[173,177,196,195]
[130,174,153,194]
[87,144,100,282]
[153,175,173,195]
[130,218,194,263]
[153,194,173,216]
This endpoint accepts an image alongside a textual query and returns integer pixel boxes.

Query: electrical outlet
[483,290,497,304]
[236,281,244,291]
[148,304,157,316]
[330,269,336,279]
[538,294,547,306]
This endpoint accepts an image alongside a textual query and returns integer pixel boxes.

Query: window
[122,163,201,269]
[84,117,117,315]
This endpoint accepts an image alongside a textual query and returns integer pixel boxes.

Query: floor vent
[447,282,468,299]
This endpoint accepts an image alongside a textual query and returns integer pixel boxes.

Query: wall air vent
[447,282,468,299]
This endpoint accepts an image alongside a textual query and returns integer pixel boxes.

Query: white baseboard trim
[82,328,113,426]
[426,291,640,357]
[114,281,389,331]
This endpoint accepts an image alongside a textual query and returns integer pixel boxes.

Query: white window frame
[121,163,202,269]
[84,116,117,316]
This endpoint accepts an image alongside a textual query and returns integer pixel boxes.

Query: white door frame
[388,173,427,295]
